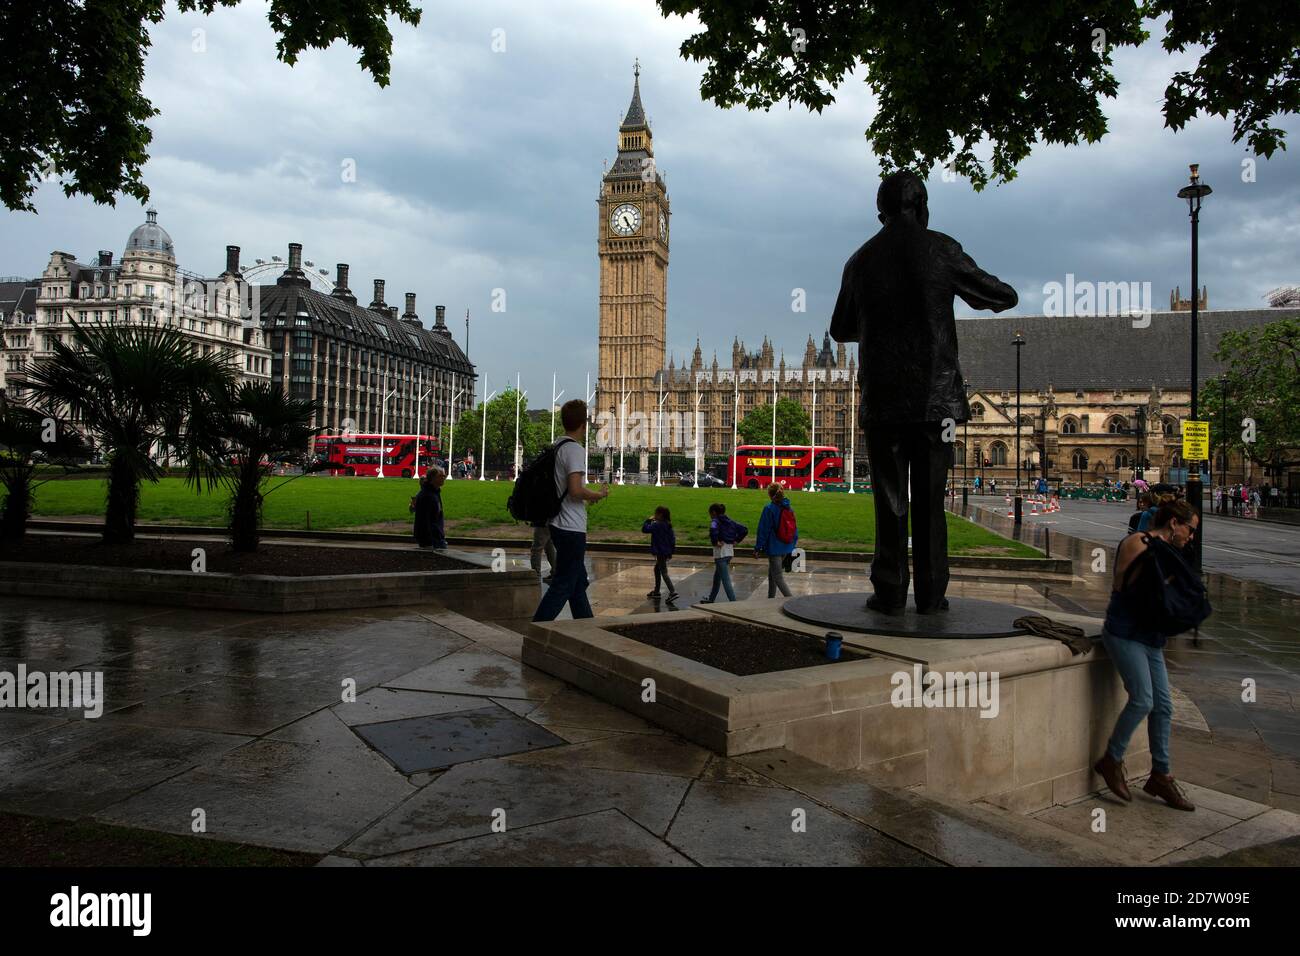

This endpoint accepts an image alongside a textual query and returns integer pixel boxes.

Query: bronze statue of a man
[830,170,1017,614]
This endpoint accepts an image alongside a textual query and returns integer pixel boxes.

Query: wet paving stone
[665,780,938,866]
[353,705,566,774]
[0,722,248,819]
[368,809,696,867]
[345,758,691,858]
[98,712,414,854]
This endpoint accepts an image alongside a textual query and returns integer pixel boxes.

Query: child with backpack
[699,502,745,603]
[755,483,797,598]
[642,506,678,604]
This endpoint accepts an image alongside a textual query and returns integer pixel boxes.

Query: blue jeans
[1101,628,1172,775]
[532,526,593,622]
[708,557,736,601]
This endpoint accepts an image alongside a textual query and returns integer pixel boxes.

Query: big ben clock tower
[598,60,669,448]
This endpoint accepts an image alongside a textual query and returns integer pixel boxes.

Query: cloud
[2,1,1297,406]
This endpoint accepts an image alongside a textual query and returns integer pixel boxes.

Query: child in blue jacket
[755,483,797,598]
[642,506,678,603]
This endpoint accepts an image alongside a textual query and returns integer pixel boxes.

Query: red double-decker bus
[728,444,843,490]
[312,434,440,478]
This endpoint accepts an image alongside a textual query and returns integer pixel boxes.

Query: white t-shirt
[713,541,734,559]
[549,438,588,533]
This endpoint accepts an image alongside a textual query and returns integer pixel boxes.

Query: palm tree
[190,381,319,553]
[0,399,90,540]
[22,322,233,544]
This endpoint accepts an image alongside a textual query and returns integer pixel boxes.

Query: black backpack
[719,515,748,544]
[507,437,575,524]
[1125,534,1212,637]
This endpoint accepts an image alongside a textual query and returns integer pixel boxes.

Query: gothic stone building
[953,307,1300,489]
[593,67,1298,488]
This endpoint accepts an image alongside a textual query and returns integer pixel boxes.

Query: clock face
[610,203,641,236]
[659,211,668,242]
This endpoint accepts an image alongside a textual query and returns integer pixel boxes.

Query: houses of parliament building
[595,65,1299,488]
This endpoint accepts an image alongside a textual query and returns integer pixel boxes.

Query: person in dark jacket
[1093,499,1202,812]
[642,506,677,603]
[831,170,1017,614]
[755,484,797,598]
[413,467,447,549]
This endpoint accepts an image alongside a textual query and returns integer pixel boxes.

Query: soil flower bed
[605,615,867,676]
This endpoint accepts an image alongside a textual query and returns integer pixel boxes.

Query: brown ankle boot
[1143,773,1195,811]
[1093,753,1132,801]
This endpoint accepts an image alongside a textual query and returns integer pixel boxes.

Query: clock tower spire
[598,61,669,451]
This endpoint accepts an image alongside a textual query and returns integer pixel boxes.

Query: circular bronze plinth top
[782,593,1033,639]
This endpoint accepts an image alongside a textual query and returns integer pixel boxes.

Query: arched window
[1061,417,1079,434]
[1163,416,1178,436]
[1107,416,1128,434]
[1169,451,1183,469]
[1116,450,1132,469]
[970,402,985,419]
[954,441,965,464]
[989,441,1008,465]
[1071,449,1088,470]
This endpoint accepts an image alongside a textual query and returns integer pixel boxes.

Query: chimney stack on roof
[433,304,451,336]
[402,292,421,327]
[331,263,356,303]
[97,250,113,267]
[371,279,386,309]
[225,245,240,275]
[276,241,310,288]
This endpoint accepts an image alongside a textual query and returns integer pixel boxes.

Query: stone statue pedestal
[782,593,1031,639]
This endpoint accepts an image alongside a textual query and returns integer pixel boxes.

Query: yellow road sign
[1182,420,1210,460]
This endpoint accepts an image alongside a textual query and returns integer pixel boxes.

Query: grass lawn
[29,475,1038,556]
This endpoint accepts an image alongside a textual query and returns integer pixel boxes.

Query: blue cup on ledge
[825,631,843,661]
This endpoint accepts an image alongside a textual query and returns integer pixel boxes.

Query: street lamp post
[584,376,595,479]
[848,371,857,494]
[808,373,817,492]
[446,376,464,480]
[1217,372,1229,512]
[963,379,970,509]
[617,375,630,485]
[770,374,778,487]
[730,374,739,490]
[656,385,668,487]
[377,375,397,479]
[512,375,527,479]
[414,385,431,479]
[1178,163,1212,571]
[550,374,564,444]
[478,375,496,481]
[692,374,701,489]
[1012,331,1025,523]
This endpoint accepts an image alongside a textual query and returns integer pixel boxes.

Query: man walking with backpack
[529,400,609,621]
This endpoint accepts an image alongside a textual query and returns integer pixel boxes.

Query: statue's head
[877,170,928,227]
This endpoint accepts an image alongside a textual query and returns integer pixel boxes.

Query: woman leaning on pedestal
[1093,499,1210,812]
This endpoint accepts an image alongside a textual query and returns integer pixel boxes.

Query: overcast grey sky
[3,1,1298,405]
